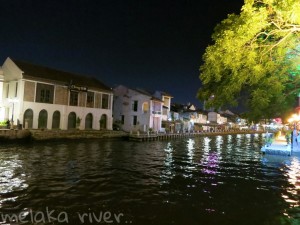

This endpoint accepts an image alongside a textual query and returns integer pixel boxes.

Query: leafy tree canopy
[198,0,300,122]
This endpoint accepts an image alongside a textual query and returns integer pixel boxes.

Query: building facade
[153,91,173,122]
[0,57,113,130]
[0,68,4,122]
[113,85,163,132]
[207,112,227,124]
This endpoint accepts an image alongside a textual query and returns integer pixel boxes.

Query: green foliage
[198,0,300,121]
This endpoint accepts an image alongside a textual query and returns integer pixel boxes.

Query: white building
[113,85,163,132]
[0,57,113,130]
[0,67,4,122]
[153,91,173,121]
[207,112,227,124]
[195,112,207,124]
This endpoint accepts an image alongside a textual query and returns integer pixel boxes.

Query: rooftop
[13,59,112,92]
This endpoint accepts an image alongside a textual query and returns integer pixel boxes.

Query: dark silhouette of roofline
[12,59,112,92]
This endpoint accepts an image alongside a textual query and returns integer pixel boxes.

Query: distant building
[207,112,227,124]
[153,91,173,122]
[113,85,163,132]
[0,57,113,130]
[171,102,205,132]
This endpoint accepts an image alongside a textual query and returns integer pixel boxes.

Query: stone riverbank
[0,129,265,143]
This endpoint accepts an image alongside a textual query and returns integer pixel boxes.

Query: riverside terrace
[128,129,265,141]
[0,128,265,142]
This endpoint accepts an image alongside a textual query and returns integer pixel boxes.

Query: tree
[198,0,300,121]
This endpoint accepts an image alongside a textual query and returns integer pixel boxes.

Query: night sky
[0,0,244,107]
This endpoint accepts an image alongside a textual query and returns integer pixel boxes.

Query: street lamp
[287,114,300,129]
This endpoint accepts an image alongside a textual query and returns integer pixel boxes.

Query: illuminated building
[0,57,113,130]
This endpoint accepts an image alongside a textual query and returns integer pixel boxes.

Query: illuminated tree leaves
[198,0,300,121]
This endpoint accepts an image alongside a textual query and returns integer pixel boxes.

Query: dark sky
[0,0,244,107]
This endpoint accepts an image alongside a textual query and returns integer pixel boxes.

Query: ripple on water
[0,136,299,225]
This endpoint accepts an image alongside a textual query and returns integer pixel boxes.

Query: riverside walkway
[129,130,264,142]
[0,128,265,142]
[261,135,291,156]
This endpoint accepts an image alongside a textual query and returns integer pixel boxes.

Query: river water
[0,134,299,225]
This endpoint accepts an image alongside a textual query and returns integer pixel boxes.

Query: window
[152,102,161,114]
[6,84,9,98]
[40,89,50,103]
[86,92,94,107]
[163,97,170,108]
[38,109,48,129]
[142,102,149,113]
[70,91,78,106]
[132,100,138,112]
[36,83,54,103]
[15,82,18,97]
[102,94,109,109]
[133,115,137,125]
[121,115,124,125]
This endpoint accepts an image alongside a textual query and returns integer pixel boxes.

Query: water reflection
[186,138,195,162]
[215,135,223,150]
[0,153,28,208]
[286,157,300,191]
[283,156,300,220]
[0,135,299,224]
[203,137,211,153]
[162,142,175,182]
[201,152,219,175]
[262,153,300,221]
[200,136,222,176]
